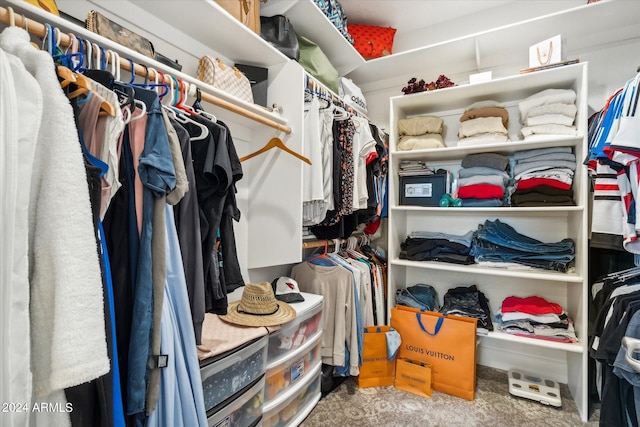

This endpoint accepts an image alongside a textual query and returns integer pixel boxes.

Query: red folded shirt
[517,178,571,191]
[501,295,563,315]
[457,183,504,199]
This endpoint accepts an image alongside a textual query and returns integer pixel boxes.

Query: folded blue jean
[472,240,574,261]
[476,219,575,254]
[395,284,439,311]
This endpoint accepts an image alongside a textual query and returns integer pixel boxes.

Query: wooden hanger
[57,66,117,117]
[240,135,312,165]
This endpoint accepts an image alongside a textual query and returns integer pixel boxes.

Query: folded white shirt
[520,123,578,137]
[524,103,577,121]
[525,113,575,127]
[457,133,509,146]
[519,89,577,122]
[458,117,508,138]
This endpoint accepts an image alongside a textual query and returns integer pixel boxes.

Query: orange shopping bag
[390,305,477,400]
[395,358,432,398]
[357,326,396,388]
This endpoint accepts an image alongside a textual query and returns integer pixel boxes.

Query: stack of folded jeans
[399,230,475,264]
[396,283,439,311]
[471,219,575,272]
[440,285,493,334]
[511,146,576,207]
[496,295,578,343]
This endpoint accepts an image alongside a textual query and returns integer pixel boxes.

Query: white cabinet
[387,63,589,421]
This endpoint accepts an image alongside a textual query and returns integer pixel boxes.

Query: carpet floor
[300,366,600,427]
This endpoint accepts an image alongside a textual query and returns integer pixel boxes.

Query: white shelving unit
[387,63,589,421]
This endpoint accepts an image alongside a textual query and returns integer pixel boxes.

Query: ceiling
[339,1,512,33]
[339,0,588,53]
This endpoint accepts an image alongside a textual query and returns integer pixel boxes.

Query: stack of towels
[457,100,510,146]
[396,115,445,150]
[497,295,578,343]
[519,88,578,141]
[511,146,576,206]
[457,153,510,207]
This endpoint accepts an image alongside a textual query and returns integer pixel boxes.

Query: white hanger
[333,104,350,120]
[162,77,209,141]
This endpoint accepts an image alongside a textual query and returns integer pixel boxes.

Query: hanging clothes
[0,32,41,427]
[146,206,208,427]
[0,26,110,427]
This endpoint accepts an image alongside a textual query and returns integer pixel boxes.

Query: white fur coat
[0,27,109,409]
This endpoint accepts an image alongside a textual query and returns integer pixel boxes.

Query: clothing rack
[304,74,368,120]
[0,4,292,134]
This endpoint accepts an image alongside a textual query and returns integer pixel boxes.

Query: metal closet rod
[0,6,292,134]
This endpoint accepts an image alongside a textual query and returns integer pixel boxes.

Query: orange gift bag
[357,326,397,388]
[390,305,477,400]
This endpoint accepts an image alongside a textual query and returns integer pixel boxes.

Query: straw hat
[219,282,297,327]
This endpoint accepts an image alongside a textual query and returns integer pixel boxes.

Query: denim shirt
[128,87,176,416]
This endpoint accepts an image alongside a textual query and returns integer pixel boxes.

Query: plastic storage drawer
[207,376,265,427]
[262,363,321,427]
[201,335,268,412]
[267,295,323,365]
[264,332,322,405]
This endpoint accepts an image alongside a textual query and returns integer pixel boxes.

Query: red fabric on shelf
[517,178,571,191]
[457,183,504,199]
[501,295,563,315]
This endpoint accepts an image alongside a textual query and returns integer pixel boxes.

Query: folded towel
[525,113,575,127]
[458,117,508,138]
[460,107,509,127]
[525,103,577,121]
[516,152,576,164]
[515,169,574,184]
[397,133,445,150]
[458,183,505,199]
[458,174,507,188]
[513,146,573,161]
[397,115,444,136]
[513,160,576,177]
[517,177,572,191]
[457,133,509,146]
[465,100,505,112]
[519,89,577,121]
[459,167,510,181]
[461,153,509,171]
[520,123,578,137]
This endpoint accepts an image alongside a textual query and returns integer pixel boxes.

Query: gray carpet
[300,366,600,427]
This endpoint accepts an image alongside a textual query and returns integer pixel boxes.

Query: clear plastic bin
[201,335,268,412]
[262,364,321,427]
[264,332,322,404]
[267,294,323,365]
[207,376,265,427]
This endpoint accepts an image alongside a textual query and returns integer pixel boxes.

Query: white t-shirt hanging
[302,97,327,225]
[351,116,377,210]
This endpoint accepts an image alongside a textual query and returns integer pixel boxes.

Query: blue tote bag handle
[416,313,444,336]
